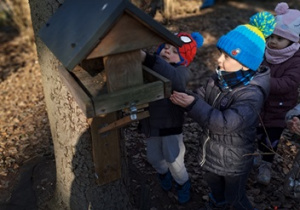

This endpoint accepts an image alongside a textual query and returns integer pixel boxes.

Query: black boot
[200,193,230,210]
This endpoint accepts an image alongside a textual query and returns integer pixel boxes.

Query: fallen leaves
[0,32,52,190]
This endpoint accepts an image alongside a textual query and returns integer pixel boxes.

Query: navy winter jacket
[140,53,192,137]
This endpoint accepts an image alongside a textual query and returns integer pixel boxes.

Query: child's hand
[286,117,300,136]
[170,91,195,108]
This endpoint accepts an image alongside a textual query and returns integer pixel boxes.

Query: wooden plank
[122,103,149,114]
[104,50,143,92]
[124,1,182,47]
[57,66,95,118]
[86,13,166,59]
[98,111,149,134]
[72,65,107,97]
[60,64,171,117]
[92,50,144,185]
[58,64,171,117]
[91,113,121,185]
[143,65,171,98]
[94,81,165,115]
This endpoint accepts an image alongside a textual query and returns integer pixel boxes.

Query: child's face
[159,44,181,63]
[267,34,292,49]
[217,51,247,72]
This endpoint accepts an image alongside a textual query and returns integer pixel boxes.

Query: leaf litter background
[0,0,300,209]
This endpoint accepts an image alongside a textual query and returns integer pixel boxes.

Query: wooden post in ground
[90,50,143,185]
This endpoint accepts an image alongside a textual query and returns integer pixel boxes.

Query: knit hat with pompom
[157,32,204,66]
[216,11,276,70]
[273,2,300,43]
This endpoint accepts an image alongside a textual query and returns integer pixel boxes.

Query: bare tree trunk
[28,0,132,209]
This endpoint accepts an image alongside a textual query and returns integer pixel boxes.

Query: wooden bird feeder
[39,0,183,185]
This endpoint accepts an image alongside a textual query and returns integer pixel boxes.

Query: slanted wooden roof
[39,0,183,71]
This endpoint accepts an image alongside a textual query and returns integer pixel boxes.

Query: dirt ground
[0,0,300,209]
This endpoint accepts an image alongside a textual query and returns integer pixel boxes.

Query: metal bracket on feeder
[130,105,137,120]
[98,104,149,134]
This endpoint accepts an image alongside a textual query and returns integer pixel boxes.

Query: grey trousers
[146,134,189,185]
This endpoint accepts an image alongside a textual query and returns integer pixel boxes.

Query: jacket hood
[249,65,270,100]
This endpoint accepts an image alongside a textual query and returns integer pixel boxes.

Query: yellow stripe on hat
[244,24,265,41]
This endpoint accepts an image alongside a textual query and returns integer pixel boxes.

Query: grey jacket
[188,66,270,176]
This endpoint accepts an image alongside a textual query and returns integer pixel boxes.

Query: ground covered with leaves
[0,0,299,209]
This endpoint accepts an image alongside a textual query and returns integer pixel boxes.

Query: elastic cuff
[185,97,198,112]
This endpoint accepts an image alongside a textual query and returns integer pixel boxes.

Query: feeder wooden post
[91,50,143,185]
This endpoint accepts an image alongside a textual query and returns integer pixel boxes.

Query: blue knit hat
[217,12,276,70]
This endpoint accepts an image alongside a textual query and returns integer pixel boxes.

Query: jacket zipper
[200,134,210,166]
[200,91,221,166]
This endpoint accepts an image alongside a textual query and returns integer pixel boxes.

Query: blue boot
[175,179,191,204]
[158,170,173,191]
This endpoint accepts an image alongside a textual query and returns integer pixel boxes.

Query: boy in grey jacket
[170,12,275,209]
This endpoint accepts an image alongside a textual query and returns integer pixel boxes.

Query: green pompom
[249,11,276,38]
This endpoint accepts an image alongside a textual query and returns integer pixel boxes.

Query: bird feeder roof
[39,0,183,70]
